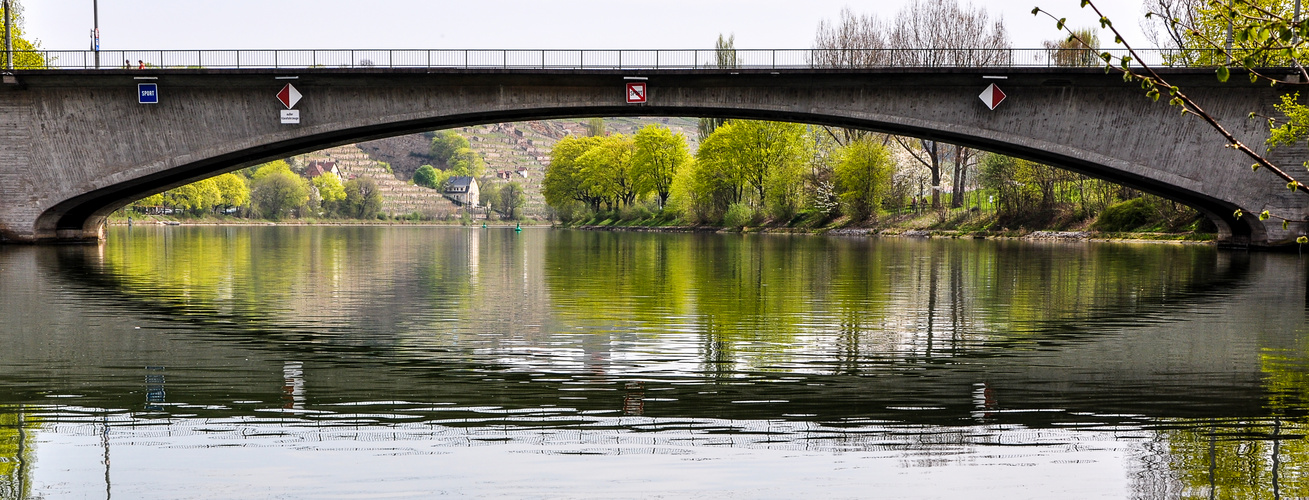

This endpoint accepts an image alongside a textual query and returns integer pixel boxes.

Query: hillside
[291,145,463,219]
[356,118,700,218]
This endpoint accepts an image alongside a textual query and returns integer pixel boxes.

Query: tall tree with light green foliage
[834,136,895,220]
[577,135,638,211]
[543,135,606,213]
[312,171,346,217]
[632,125,692,209]
[250,160,311,220]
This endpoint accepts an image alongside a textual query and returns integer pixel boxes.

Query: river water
[1,226,1307,498]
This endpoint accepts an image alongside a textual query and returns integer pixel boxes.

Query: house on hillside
[445,176,480,206]
[304,160,340,179]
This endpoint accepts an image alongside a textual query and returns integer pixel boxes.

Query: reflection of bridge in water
[0,49,1305,245]
[0,231,1300,426]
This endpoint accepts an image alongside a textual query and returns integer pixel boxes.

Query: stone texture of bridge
[0,67,1303,245]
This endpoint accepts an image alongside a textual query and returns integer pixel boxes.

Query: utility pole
[4,0,12,71]
[93,0,100,69]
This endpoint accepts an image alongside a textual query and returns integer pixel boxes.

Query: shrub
[1093,198,1154,231]
[722,202,756,228]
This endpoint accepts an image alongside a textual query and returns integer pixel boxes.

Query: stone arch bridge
[0,66,1302,246]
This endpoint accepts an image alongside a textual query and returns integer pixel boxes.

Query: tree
[813,0,1011,67]
[448,147,484,178]
[0,2,46,69]
[697,34,737,142]
[1044,27,1100,67]
[584,118,606,137]
[489,181,526,219]
[250,162,310,220]
[430,130,470,164]
[342,177,383,219]
[632,124,692,209]
[543,135,606,211]
[212,173,250,213]
[577,135,638,211]
[312,171,346,216]
[834,136,895,220]
[413,164,439,188]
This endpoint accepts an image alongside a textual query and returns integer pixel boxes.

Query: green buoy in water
[514,222,522,233]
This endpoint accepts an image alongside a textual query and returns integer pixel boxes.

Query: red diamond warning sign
[277,83,302,109]
[979,83,1005,110]
[626,82,646,104]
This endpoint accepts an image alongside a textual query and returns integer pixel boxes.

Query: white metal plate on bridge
[280,109,300,124]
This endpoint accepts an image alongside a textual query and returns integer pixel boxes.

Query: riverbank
[560,208,1218,244]
[108,214,549,228]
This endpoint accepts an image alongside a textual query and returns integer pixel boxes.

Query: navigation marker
[626,82,646,104]
[277,83,302,109]
[979,83,1006,110]
[281,109,300,124]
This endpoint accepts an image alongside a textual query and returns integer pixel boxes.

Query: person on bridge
[138,60,145,70]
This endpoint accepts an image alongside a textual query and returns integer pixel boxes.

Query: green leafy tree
[430,130,471,164]
[833,137,895,220]
[413,164,439,188]
[584,117,606,137]
[342,177,383,219]
[448,147,484,178]
[0,2,46,69]
[212,173,250,212]
[250,161,311,220]
[543,135,606,212]
[312,171,346,216]
[632,124,692,209]
[577,135,638,211]
[488,181,526,219]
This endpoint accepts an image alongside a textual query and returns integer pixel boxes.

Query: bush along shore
[556,203,1217,244]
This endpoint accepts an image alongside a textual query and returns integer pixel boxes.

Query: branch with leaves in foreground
[1033,0,1309,243]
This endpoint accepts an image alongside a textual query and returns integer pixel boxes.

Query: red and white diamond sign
[979,83,1006,110]
[277,83,302,109]
[626,82,647,104]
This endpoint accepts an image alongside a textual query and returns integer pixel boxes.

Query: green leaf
[1260,210,1271,221]
[1081,0,1090,7]
[1057,18,1066,30]
[1217,66,1230,82]
[1115,35,1123,44]
[1100,52,1113,62]
[1146,88,1160,101]
[1170,97,1184,106]
[1099,16,1112,28]
[1253,163,1261,171]
[1251,71,1260,83]
[1249,111,1257,119]
[1290,181,1300,191]
[1285,220,1291,229]
[1297,235,1308,244]
[1234,209,1244,219]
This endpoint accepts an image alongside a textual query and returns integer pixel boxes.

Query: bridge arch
[1,68,1300,245]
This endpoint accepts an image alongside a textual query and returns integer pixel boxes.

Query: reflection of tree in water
[543,233,1227,376]
[1127,330,1309,498]
[0,409,37,500]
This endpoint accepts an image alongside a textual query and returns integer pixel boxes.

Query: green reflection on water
[10,226,1309,496]
[0,410,37,500]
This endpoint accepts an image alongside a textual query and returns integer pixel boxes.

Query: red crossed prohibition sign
[626,82,647,104]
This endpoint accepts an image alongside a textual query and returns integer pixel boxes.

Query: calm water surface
[2,226,1309,498]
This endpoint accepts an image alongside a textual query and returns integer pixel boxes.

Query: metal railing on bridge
[10,48,1226,71]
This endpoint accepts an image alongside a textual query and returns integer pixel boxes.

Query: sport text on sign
[979,83,1006,110]
[277,84,302,109]
[626,82,646,104]
[138,83,158,104]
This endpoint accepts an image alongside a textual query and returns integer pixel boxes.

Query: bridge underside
[0,68,1302,246]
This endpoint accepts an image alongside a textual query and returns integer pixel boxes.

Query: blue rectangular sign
[138,83,158,104]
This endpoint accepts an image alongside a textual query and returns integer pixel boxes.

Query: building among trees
[445,176,480,206]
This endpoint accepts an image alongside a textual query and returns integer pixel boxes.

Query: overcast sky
[25,0,1151,52]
